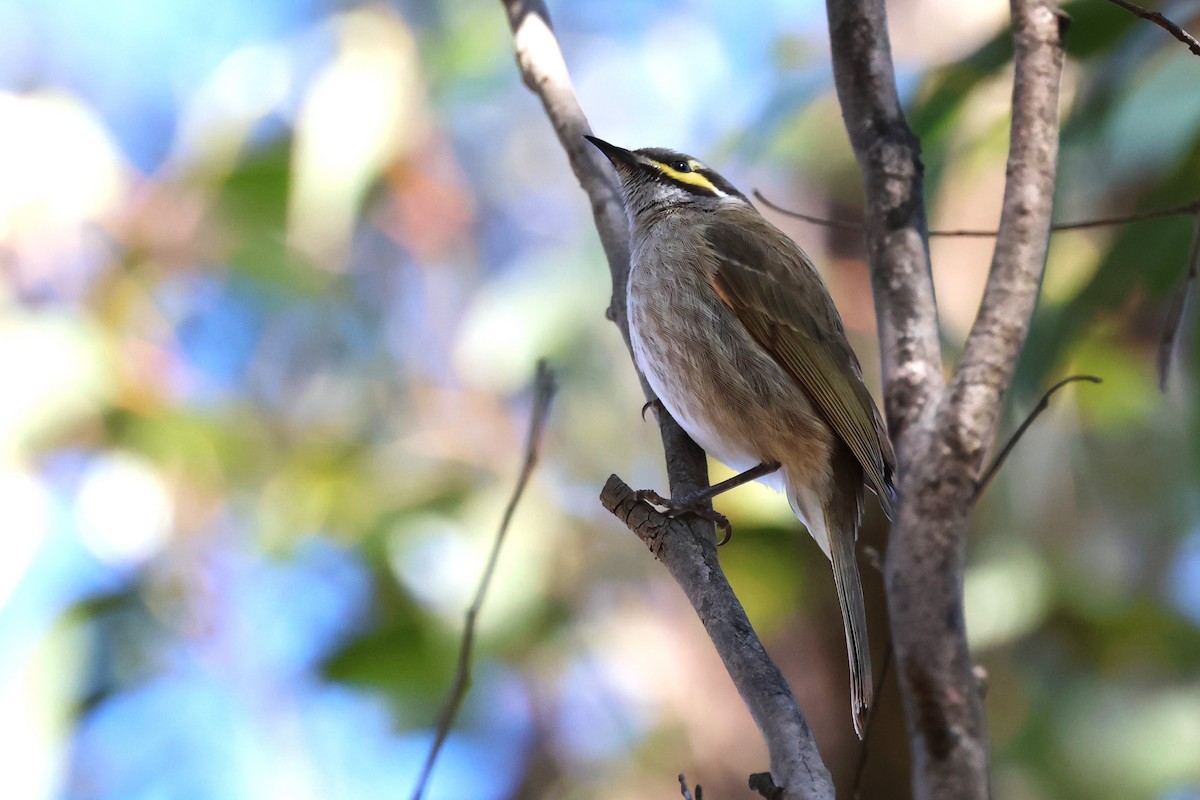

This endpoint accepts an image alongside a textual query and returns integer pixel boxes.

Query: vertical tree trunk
[828,1,1068,797]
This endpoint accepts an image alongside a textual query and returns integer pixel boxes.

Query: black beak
[585,135,639,174]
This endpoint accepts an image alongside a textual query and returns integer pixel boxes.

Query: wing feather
[704,219,897,516]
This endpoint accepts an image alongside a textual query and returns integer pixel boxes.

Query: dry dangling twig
[972,374,1102,502]
[410,361,557,800]
[1105,0,1200,57]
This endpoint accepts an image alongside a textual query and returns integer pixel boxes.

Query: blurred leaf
[322,568,455,711]
[68,587,164,716]
[104,407,273,487]
[324,615,451,704]
[910,31,1012,142]
[216,142,329,294]
[720,523,812,639]
[1061,0,1168,145]
[1019,138,1200,385]
[1074,598,1200,676]
[1060,0,1139,60]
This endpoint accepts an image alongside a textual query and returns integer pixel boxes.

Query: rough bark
[827,1,1067,798]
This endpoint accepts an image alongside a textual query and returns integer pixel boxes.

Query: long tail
[788,480,874,739]
[830,527,872,739]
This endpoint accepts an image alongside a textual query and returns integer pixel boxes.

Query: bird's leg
[676,460,782,505]
[636,461,781,545]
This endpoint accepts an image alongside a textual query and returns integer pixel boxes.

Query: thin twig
[1157,213,1200,391]
[410,361,557,800]
[679,774,702,800]
[1105,0,1200,57]
[749,772,785,799]
[969,201,1200,234]
[971,374,1102,501]
[753,193,865,231]
[754,190,1200,238]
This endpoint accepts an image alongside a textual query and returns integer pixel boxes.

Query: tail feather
[830,524,872,739]
[787,480,874,739]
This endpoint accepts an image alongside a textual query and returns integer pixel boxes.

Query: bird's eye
[670,160,692,173]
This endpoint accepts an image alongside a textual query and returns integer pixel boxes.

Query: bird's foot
[634,488,734,546]
[640,398,663,421]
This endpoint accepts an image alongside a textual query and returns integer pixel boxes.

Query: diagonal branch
[972,374,1102,501]
[410,360,557,800]
[947,0,1068,470]
[501,0,630,323]
[1105,0,1200,57]
[601,478,833,799]
[501,2,833,796]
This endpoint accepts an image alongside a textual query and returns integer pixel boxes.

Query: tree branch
[972,374,1102,501]
[1105,0,1200,57]
[949,0,1068,477]
[600,477,833,799]
[410,360,557,800]
[827,0,1066,796]
[753,190,1200,237]
[501,2,833,796]
[501,0,629,320]
[875,2,1067,798]
[825,0,943,440]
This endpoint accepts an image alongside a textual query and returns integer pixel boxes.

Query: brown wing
[704,218,896,517]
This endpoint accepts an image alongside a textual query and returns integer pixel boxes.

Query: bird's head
[585,136,750,221]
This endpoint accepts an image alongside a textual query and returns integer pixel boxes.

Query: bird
[586,135,896,738]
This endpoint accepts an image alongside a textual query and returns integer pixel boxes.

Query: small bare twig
[754,190,1200,238]
[753,194,864,231]
[750,772,785,799]
[971,374,1102,501]
[679,773,702,800]
[1105,0,1200,57]
[410,360,557,800]
[1157,213,1200,391]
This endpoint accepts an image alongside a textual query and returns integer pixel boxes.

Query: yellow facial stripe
[641,157,724,196]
